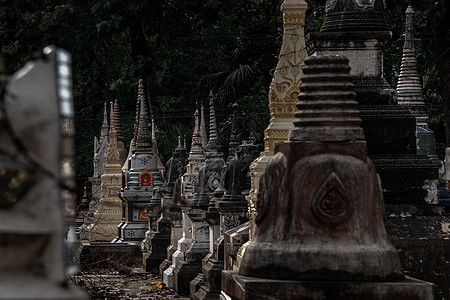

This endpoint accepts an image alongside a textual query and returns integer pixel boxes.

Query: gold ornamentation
[283,12,306,27]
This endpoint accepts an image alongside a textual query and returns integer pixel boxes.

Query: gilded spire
[264,0,308,152]
[396,5,426,116]
[105,102,121,172]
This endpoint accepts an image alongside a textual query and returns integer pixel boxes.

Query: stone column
[0,46,86,299]
[221,55,434,300]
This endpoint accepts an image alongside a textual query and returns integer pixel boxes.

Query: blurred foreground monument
[0,46,86,298]
[221,55,434,300]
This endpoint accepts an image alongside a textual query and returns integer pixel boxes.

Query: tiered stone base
[221,271,434,300]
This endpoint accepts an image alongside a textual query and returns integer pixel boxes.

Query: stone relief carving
[311,172,353,227]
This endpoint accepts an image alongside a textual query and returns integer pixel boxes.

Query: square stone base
[221,271,434,300]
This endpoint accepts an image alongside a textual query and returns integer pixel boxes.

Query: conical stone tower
[88,102,123,242]
[396,5,436,157]
[116,80,163,244]
[221,55,434,300]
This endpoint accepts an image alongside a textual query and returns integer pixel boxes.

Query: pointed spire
[188,109,204,158]
[114,99,127,166]
[105,102,121,171]
[114,99,123,142]
[152,118,156,141]
[229,103,243,159]
[205,91,222,155]
[404,5,415,50]
[201,101,208,148]
[99,102,109,145]
[396,5,426,116]
[135,86,153,152]
[131,80,144,149]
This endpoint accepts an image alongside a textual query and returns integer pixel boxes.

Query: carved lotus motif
[311,172,353,227]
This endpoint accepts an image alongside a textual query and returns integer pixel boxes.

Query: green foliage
[2,0,450,179]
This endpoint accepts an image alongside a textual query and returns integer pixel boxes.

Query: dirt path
[72,269,190,300]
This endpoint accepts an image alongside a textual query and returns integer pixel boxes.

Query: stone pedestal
[221,272,434,300]
[163,209,193,287]
[143,216,171,272]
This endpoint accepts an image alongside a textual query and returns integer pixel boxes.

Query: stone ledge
[221,271,434,300]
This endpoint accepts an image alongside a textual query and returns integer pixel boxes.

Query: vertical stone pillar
[0,46,86,299]
[221,55,434,300]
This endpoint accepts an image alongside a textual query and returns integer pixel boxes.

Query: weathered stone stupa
[116,80,163,244]
[194,134,258,300]
[396,5,436,157]
[307,0,439,206]
[114,99,128,166]
[221,55,434,300]
[87,102,123,242]
[174,94,225,296]
[80,102,109,239]
[159,137,189,276]
[163,108,206,288]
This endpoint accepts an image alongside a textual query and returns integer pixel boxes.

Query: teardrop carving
[311,172,353,227]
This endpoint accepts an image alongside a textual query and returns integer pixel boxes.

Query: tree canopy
[1,0,449,181]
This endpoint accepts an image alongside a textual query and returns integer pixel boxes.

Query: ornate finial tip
[195,109,199,116]
[406,5,414,14]
[209,90,213,97]
[138,79,144,92]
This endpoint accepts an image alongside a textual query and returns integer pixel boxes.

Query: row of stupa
[74,0,447,298]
